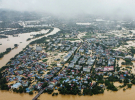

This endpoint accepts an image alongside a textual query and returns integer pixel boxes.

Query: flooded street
[0,28,60,68]
[1,0,135,100]
[1,31,135,100]
[1,85,135,100]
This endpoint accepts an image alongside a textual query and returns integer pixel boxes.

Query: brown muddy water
[1,31,135,100]
[1,85,135,100]
[0,28,60,68]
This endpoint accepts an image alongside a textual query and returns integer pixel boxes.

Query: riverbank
[0,29,48,53]
[1,85,135,100]
[0,27,60,68]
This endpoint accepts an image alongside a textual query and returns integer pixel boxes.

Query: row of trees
[0,48,11,58]
[0,71,9,90]
[13,86,27,93]
[83,86,104,95]
[30,28,54,44]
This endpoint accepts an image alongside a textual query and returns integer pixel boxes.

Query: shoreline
[1,85,135,100]
[0,27,60,68]
[1,29,135,100]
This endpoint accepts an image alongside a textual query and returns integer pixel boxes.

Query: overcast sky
[0,0,135,18]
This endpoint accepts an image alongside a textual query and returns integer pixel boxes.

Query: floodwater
[0,29,49,53]
[117,58,125,67]
[1,31,135,100]
[114,40,135,51]
[1,85,135,100]
[117,57,135,74]
[0,28,60,68]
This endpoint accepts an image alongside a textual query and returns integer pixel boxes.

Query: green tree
[29,91,33,95]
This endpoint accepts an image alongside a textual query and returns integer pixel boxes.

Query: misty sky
[0,0,135,18]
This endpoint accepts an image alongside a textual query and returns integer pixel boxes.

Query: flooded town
[1,0,135,100]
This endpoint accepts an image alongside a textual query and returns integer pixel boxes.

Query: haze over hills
[0,0,135,20]
[1,1,135,100]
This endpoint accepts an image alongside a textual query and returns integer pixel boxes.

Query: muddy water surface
[1,85,135,100]
[0,28,60,68]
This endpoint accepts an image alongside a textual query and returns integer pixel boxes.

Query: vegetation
[58,82,80,95]
[29,91,33,95]
[43,89,54,94]
[33,34,45,38]
[130,47,135,55]
[119,52,125,57]
[27,38,31,41]
[0,35,8,38]
[83,86,104,95]
[131,80,135,84]
[14,44,18,47]
[105,80,118,91]
[42,82,48,88]
[121,58,133,65]
[81,32,94,39]
[29,28,54,44]
[0,71,9,90]
[42,59,48,62]
[0,48,11,58]
[52,93,58,96]
[12,86,26,93]
[127,84,132,88]
[64,38,80,41]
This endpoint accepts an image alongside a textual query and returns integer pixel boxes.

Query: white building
[11,83,22,89]
[36,46,42,51]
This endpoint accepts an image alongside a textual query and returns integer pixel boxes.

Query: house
[48,84,54,89]
[83,67,91,72]
[65,35,70,38]
[74,65,82,70]
[79,49,84,53]
[36,46,42,51]
[68,63,74,68]
[11,83,22,89]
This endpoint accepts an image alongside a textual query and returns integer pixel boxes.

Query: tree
[127,84,132,88]
[19,86,23,93]
[42,82,48,88]
[29,91,33,95]
[107,83,118,91]
[14,44,18,47]
[105,80,110,86]
[124,78,129,83]
[131,80,135,84]
[6,48,11,51]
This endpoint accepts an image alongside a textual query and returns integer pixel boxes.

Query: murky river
[1,85,135,100]
[0,29,49,53]
[1,30,135,100]
[0,28,60,68]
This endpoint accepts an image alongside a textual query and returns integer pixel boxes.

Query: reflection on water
[1,85,135,100]
[0,28,60,68]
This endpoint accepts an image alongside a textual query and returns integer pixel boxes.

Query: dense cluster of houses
[3,25,135,95]
[3,47,49,90]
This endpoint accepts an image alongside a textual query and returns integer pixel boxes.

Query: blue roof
[124,74,126,76]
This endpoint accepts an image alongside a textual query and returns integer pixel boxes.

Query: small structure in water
[13,34,18,37]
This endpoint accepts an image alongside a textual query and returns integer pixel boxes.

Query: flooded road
[1,85,135,100]
[0,28,60,68]
[1,31,135,100]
